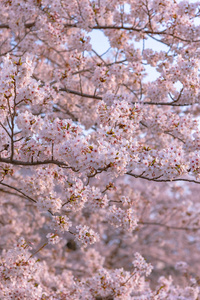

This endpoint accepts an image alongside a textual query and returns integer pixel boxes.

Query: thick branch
[0,157,70,168]
[1,158,199,185]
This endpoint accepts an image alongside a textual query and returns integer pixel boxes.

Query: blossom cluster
[1,0,200,298]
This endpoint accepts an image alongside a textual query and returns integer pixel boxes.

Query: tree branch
[138,221,200,231]
[0,182,37,203]
[126,172,200,184]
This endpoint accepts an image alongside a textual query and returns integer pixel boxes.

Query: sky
[89,29,168,82]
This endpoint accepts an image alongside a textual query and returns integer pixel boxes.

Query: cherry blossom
[1,0,200,298]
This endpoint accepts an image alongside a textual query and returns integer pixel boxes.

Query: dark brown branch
[0,22,34,29]
[91,25,200,43]
[59,88,102,100]
[0,24,9,29]
[2,21,199,43]
[0,157,70,167]
[60,87,193,106]
[1,158,200,185]
[142,101,191,106]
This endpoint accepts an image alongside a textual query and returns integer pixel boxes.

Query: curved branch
[59,88,193,106]
[0,157,69,167]
[126,172,200,184]
[0,157,79,173]
[0,182,37,203]
[91,25,200,43]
